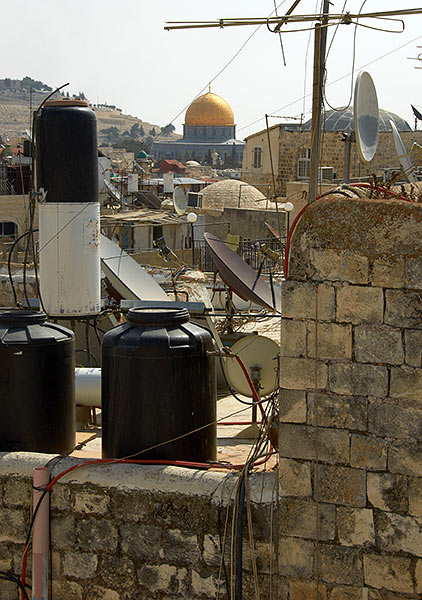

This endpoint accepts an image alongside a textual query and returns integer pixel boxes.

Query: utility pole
[309,0,330,204]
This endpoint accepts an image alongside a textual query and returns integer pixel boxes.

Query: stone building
[242,107,422,196]
[152,90,245,167]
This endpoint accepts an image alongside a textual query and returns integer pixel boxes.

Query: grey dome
[303,107,411,133]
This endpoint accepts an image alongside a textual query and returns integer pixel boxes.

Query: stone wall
[279,195,422,598]
[0,453,278,600]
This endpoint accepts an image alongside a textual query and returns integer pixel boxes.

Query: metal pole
[309,1,330,204]
[32,467,50,600]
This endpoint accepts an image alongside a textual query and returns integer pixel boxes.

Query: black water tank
[0,310,75,453]
[102,307,217,461]
[34,99,98,203]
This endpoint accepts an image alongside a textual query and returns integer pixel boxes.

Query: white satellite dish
[173,187,188,215]
[354,71,379,163]
[389,119,418,183]
[223,335,279,397]
[100,234,169,301]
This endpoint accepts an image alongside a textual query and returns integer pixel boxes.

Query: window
[0,221,17,238]
[297,148,311,179]
[253,146,263,169]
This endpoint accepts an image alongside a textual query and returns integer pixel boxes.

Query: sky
[2,1,422,138]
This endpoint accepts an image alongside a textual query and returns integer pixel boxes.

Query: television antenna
[166,5,422,203]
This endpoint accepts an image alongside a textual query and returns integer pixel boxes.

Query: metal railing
[193,237,285,274]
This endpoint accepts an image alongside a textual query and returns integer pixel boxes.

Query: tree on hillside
[139,125,145,137]
[149,127,156,137]
[130,122,139,139]
[161,123,175,136]
[22,76,52,91]
[100,127,120,142]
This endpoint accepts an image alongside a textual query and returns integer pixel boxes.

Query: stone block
[279,499,335,540]
[3,478,31,507]
[405,259,422,290]
[389,442,422,477]
[74,489,110,514]
[110,488,150,523]
[191,570,220,597]
[307,322,352,360]
[329,363,388,397]
[315,465,366,508]
[337,507,375,546]
[375,511,422,557]
[289,580,327,600]
[310,248,368,284]
[99,555,136,590]
[369,398,422,440]
[137,563,187,595]
[354,325,404,365]
[405,329,422,367]
[390,366,422,401]
[409,477,422,516]
[371,258,405,288]
[350,435,387,470]
[364,554,413,593]
[279,458,312,497]
[278,424,349,463]
[51,483,72,512]
[367,472,408,513]
[202,534,229,567]
[385,289,422,329]
[52,581,83,600]
[77,517,118,553]
[120,523,161,560]
[0,508,28,543]
[282,281,317,319]
[317,283,335,321]
[319,544,362,585]
[279,389,307,423]
[279,357,328,390]
[308,392,367,431]
[331,586,369,599]
[278,536,314,577]
[51,514,76,550]
[85,586,120,600]
[280,319,306,357]
[162,528,201,565]
[62,552,98,579]
[336,285,383,324]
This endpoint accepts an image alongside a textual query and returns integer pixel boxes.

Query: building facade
[242,108,422,197]
[152,91,244,167]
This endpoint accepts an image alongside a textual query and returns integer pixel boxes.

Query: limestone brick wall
[279,195,422,598]
[0,453,278,600]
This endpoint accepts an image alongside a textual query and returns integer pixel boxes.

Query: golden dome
[185,92,234,126]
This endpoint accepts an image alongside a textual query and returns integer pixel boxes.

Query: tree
[161,123,175,137]
[139,125,145,137]
[130,122,139,138]
[149,127,156,137]
[100,127,120,142]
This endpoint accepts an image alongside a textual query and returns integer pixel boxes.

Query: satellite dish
[223,335,279,397]
[204,232,280,312]
[173,187,188,215]
[100,234,169,301]
[354,71,379,163]
[389,119,418,183]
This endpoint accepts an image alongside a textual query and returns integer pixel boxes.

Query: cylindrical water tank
[102,307,216,461]
[0,310,75,453]
[34,99,98,203]
[35,99,101,317]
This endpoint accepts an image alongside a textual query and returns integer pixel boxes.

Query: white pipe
[75,367,101,407]
[32,467,50,600]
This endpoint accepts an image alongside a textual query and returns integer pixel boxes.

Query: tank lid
[127,307,190,326]
[44,99,89,107]
[0,309,46,325]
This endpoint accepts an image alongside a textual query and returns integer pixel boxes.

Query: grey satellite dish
[173,187,188,215]
[223,335,280,397]
[204,232,280,312]
[100,234,169,301]
[389,119,418,183]
[354,71,379,163]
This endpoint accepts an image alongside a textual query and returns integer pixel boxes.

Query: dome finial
[208,83,211,93]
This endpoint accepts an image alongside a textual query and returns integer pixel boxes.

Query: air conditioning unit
[187,192,203,208]
[318,166,335,181]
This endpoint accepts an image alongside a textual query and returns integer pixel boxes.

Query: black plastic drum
[34,99,98,203]
[0,310,75,453]
[102,307,217,461]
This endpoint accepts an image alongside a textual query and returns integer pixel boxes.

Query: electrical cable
[7,229,38,307]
